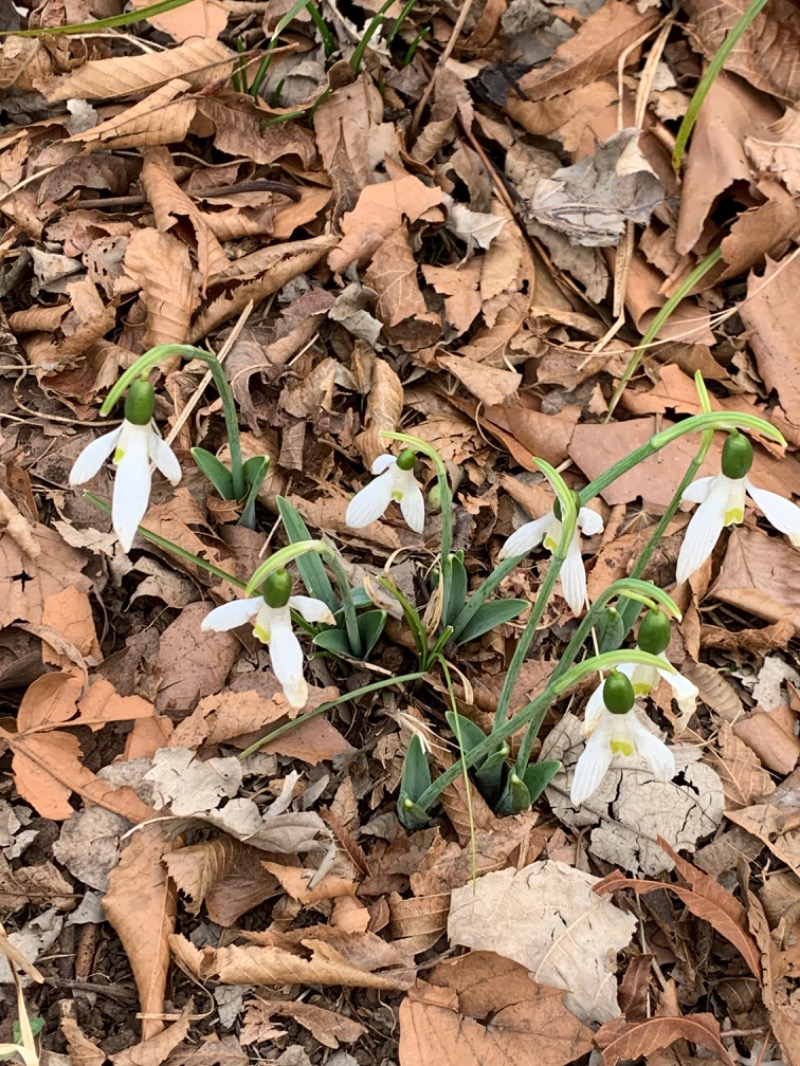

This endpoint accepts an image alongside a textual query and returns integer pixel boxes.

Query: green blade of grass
[0,0,194,36]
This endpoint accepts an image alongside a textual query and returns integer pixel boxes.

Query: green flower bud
[396,448,416,472]
[603,670,635,715]
[637,607,671,656]
[123,378,156,426]
[262,568,292,608]
[721,429,754,480]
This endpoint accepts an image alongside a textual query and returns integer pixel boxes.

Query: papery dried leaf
[355,357,404,468]
[712,528,800,635]
[195,93,318,167]
[124,227,199,347]
[132,0,227,42]
[103,826,177,1042]
[110,1003,192,1066]
[706,722,776,809]
[42,38,233,101]
[163,836,240,915]
[242,999,365,1050]
[687,0,800,105]
[438,354,520,406]
[170,932,414,990]
[66,80,197,151]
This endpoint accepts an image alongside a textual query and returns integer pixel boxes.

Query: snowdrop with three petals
[498,499,603,615]
[346,450,425,534]
[69,379,181,552]
[201,571,334,709]
[677,429,800,583]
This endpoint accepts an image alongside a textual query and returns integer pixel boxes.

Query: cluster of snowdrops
[68,346,800,818]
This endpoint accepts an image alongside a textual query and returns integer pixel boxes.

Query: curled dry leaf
[123,228,199,348]
[595,1011,736,1066]
[65,80,199,151]
[103,825,177,1042]
[399,952,594,1066]
[355,357,404,469]
[241,999,365,1050]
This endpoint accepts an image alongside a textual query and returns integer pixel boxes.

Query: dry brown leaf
[595,838,762,981]
[170,932,414,990]
[516,0,659,101]
[398,952,594,1066]
[132,0,227,41]
[733,709,800,774]
[705,722,776,809]
[683,662,744,722]
[595,1012,736,1066]
[2,729,154,822]
[60,1009,106,1066]
[711,527,800,635]
[687,0,800,104]
[141,147,228,284]
[110,1003,192,1066]
[354,356,403,468]
[746,886,800,1066]
[103,825,177,1042]
[124,228,199,347]
[746,109,800,195]
[741,253,800,425]
[154,602,240,719]
[41,39,233,101]
[242,998,365,1050]
[700,618,796,654]
[195,93,318,168]
[66,80,198,151]
[163,836,240,916]
[363,226,440,346]
[422,260,482,334]
[261,862,357,904]
[437,354,520,406]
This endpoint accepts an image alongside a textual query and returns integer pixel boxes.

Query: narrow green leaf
[276,496,337,610]
[0,0,194,35]
[441,551,468,628]
[445,711,488,757]
[358,609,386,657]
[398,795,431,829]
[401,734,431,803]
[455,599,528,645]
[522,761,561,805]
[474,743,510,802]
[192,447,235,500]
[239,455,270,529]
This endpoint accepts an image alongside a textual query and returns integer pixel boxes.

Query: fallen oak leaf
[593,837,762,981]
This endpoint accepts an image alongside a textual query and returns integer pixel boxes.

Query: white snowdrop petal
[681,476,715,504]
[201,596,262,632]
[498,514,552,560]
[269,617,308,708]
[371,453,397,475]
[660,669,699,715]
[745,480,800,547]
[399,477,425,534]
[571,715,614,806]
[112,429,152,551]
[675,476,728,583]
[559,530,588,615]
[583,682,608,732]
[627,715,675,780]
[577,507,604,536]
[345,472,394,529]
[289,595,335,625]
[149,428,182,486]
[68,427,122,485]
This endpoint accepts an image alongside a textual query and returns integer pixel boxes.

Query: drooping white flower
[69,379,181,553]
[200,585,334,709]
[498,503,603,615]
[584,656,698,720]
[676,430,800,584]
[571,672,675,806]
[346,450,424,534]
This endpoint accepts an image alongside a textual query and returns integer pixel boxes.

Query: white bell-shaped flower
[201,571,334,708]
[571,671,675,806]
[346,450,424,534]
[677,430,800,583]
[498,499,603,615]
[69,379,181,552]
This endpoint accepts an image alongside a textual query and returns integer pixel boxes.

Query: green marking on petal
[633,681,652,696]
[253,622,271,643]
[391,489,403,502]
[724,506,744,526]
[544,534,558,552]
[611,739,634,756]
[113,447,125,464]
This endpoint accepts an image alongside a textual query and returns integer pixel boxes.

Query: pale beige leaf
[438,354,520,406]
[110,1004,192,1066]
[448,860,636,1025]
[132,0,227,41]
[103,826,177,1042]
[124,228,199,347]
[355,358,404,468]
[170,932,414,990]
[66,81,197,151]
[42,39,233,102]
[741,252,800,425]
[706,722,776,809]
[682,662,744,722]
[712,527,800,635]
[242,999,365,1050]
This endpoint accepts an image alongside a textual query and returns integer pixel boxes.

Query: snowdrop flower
[200,569,334,708]
[346,449,424,534]
[677,429,800,583]
[586,608,698,719]
[69,378,181,552]
[498,496,603,615]
[571,671,675,806]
